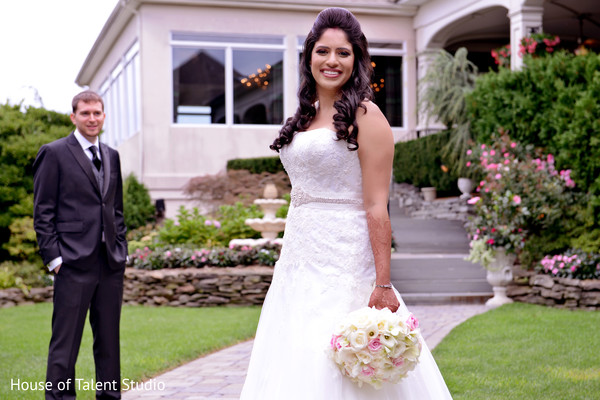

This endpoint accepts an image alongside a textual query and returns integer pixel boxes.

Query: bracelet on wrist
[375,284,393,289]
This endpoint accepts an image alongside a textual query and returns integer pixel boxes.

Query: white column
[508,5,543,70]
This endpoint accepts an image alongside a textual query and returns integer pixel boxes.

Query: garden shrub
[467,51,600,212]
[123,173,155,231]
[467,51,600,250]
[0,104,71,261]
[393,131,461,197]
[227,156,284,174]
[155,203,264,249]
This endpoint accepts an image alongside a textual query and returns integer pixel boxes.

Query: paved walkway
[122,304,488,400]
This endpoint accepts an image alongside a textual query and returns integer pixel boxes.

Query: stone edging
[507,266,600,310]
[0,266,274,308]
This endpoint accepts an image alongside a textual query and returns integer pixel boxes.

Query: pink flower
[165,251,172,257]
[191,255,196,261]
[368,338,383,352]
[495,173,502,179]
[480,180,486,186]
[513,195,522,205]
[205,220,213,226]
[511,142,517,148]
[392,357,405,367]
[330,335,343,350]
[406,314,419,330]
[570,266,576,272]
[361,365,375,377]
[466,161,471,167]
[487,238,495,245]
[213,220,221,228]
[467,196,481,205]
[490,150,496,156]
[467,149,472,155]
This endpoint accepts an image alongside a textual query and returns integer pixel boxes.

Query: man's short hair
[72,90,104,113]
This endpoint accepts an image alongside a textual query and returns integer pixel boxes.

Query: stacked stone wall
[0,266,274,308]
[507,266,600,310]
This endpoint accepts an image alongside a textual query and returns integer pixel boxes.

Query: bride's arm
[356,101,399,312]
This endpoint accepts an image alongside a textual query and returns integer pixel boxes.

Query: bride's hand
[368,287,399,312]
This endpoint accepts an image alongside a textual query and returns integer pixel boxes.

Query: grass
[433,302,600,400]
[0,303,261,400]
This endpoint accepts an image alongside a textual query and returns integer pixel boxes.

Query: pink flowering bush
[537,249,600,280]
[127,242,281,270]
[465,131,577,267]
[491,33,560,68]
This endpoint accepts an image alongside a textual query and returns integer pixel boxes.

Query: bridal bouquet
[328,306,422,389]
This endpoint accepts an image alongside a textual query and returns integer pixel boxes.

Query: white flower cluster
[329,307,422,389]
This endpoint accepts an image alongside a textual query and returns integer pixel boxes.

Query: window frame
[170,32,286,126]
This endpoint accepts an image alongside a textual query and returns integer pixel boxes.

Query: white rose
[349,329,368,351]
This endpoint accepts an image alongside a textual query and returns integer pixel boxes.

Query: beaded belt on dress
[290,187,363,208]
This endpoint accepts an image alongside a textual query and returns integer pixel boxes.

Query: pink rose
[511,142,517,148]
[406,314,419,330]
[495,173,502,179]
[368,338,382,352]
[392,357,405,367]
[165,251,172,257]
[487,238,495,245]
[466,161,471,167]
[467,149,472,155]
[361,365,375,377]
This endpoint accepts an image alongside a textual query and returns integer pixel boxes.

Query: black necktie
[89,146,102,171]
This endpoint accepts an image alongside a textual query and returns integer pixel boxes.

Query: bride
[240,7,453,399]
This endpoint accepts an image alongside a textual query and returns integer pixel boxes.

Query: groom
[33,90,128,399]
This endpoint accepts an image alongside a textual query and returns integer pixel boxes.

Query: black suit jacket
[33,132,127,270]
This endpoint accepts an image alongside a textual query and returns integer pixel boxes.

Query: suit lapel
[99,142,111,197]
[66,132,102,195]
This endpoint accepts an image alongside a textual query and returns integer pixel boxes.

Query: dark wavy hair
[270,7,373,152]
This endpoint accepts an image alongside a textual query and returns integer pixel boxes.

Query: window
[171,33,285,125]
[297,38,404,127]
[98,41,141,147]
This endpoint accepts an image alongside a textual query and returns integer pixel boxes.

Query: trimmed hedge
[393,131,461,197]
[227,156,284,174]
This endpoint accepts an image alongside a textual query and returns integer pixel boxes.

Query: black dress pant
[46,246,124,400]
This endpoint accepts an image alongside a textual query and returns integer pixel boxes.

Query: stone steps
[391,253,492,304]
[389,195,492,304]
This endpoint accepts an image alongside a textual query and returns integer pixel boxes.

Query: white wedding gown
[240,128,453,399]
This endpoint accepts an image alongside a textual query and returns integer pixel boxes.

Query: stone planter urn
[457,177,473,199]
[421,186,436,202]
[485,248,516,308]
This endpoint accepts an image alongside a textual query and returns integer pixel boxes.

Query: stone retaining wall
[0,266,274,308]
[507,266,600,310]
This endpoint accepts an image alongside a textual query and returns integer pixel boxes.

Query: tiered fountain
[229,183,286,247]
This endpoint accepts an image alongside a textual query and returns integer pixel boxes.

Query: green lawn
[0,303,261,400]
[2,302,599,400]
[434,302,600,400]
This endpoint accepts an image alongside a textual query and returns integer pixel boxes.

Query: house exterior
[76,0,598,217]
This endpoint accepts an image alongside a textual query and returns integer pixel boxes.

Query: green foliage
[0,104,71,261]
[227,156,284,174]
[393,131,461,197]
[3,216,40,263]
[123,173,155,231]
[467,51,600,200]
[418,48,478,174]
[0,260,50,289]
[156,203,263,248]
